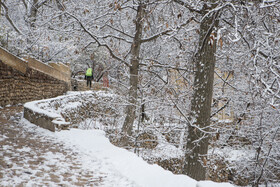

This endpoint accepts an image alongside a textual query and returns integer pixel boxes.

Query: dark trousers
[86,76,93,88]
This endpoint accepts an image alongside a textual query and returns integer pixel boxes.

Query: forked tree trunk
[183,5,219,180]
[122,3,145,136]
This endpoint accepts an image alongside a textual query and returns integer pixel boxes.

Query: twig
[0,1,22,34]
[210,98,231,118]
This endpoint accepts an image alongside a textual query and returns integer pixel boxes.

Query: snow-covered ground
[20,118,234,187]
[0,114,234,187]
[1,91,235,186]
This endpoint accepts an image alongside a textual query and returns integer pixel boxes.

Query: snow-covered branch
[64,11,130,67]
[141,17,194,43]
[0,1,22,34]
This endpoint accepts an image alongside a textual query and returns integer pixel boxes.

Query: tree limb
[210,98,231,118]
[222,18,278,61]
[21,0,27,9]
[140,59,192,72]
[255,127,279,186]
[142,69,168,84]
[45,48,65,62]
[36,0,49,8]
[172,0,202,14]
[102,34,132,44]
[65,11,130,67]
[104,24,134,39]
[140,17,194,43]
[214,70,245,92]
[0,1,22,34]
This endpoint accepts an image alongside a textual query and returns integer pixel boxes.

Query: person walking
[85,67,93,88]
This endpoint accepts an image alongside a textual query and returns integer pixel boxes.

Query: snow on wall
[0,46,70,107]
[23,91,121,132]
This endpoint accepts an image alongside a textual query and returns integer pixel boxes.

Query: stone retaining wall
[0,47,70,107]
[23,107,70,132]
[24,107,57,132]
[23,91,120,132]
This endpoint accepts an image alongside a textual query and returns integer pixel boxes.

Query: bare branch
[140,59,192,72]
[172,0,202,14]
[64,11,130,67]
[222,18,277,61]
[45,48,66,62]
[141,17,194,43]
[214,70,245,92]
[102,34,132,44]
[142,69,168,84]
[255,127,279,186]
[0,1,22,34]
[210,98,231,118]
[36,0,49,8]
[104,24,134,39]
[21,0,27,9]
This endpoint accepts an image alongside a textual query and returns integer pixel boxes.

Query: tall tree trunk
[183,5,219,180]
[122,3,145,135]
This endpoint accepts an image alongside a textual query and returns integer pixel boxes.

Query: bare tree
[184,3,219,181]
[121,2,146,136]
[173,0,220,180]
[62,0,192,136]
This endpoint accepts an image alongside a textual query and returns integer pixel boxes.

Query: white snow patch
[56,128,198,187]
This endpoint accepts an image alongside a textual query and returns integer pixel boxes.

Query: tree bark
[122,2,145,135]
[183,4,219,180]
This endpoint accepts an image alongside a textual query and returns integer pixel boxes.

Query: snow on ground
[55,128,196,187]
[17,118,233,187]
[1,92,235,186]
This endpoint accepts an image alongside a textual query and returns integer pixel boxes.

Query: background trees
[1,0,279,186]
[207,0,280,185]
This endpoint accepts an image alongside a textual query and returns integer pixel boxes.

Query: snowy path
[0,107,136,186]
[0,106,233,187]
[55,129,197,187]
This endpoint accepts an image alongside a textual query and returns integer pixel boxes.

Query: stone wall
[23,107,70,132]
[0,47,70,107]
[23,91,120,132]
